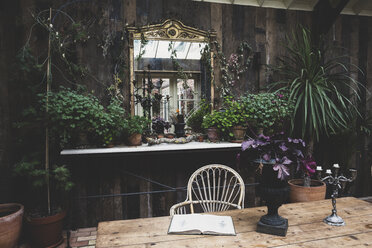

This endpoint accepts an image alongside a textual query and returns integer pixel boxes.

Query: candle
[333,164,340,168]
[316,166,322,171]
[326,169,332,174]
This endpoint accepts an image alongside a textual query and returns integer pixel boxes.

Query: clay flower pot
[26,210,66,248]
[0,203,24,248]
[207,127,219,142]
[288,179,326,202]
[231,125,247,142]
[127,133,142,146]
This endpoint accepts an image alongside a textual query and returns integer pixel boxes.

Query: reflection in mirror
[133,39,207,124]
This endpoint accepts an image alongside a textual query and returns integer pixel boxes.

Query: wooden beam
[352,0,369,15]
[312,0,351,39]
[283,0,295,9]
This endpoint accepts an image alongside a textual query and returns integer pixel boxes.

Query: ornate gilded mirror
[127,20,216,120]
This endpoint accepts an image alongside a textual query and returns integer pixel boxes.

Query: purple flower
[262,153,271,161]
[279,142,288,151]
[277,93,284,98]
[301,157,317,175]
[242,140,254,151]
[273,163,290,180]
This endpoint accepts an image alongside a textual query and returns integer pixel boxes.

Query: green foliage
[124,115,151,136]
[14,156,74,193]
[241,92,294,134]
[186,100,211,133]
[271,27,362,141]
[38,87,125,147]
[202,93,294,138]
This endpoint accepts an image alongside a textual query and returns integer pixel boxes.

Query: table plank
[96,197,372,248]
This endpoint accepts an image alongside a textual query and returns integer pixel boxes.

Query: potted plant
[222,96,249,142]
[201,111,224,142]
[237,132,318,236]
[151,116,170,137]
[270,27,362,189]
[13,154,73,247]
[124,115,151,146]
[170,109,186,138]
[0,203,24,248]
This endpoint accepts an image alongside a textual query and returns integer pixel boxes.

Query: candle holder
[316,164,357,226]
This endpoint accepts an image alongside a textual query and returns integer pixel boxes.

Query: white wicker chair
[170,164,245,215]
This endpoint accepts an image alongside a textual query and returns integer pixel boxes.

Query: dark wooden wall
[1,0,372,226]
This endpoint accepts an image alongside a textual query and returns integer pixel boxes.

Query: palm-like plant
[272,27,361,146]
[270,27,362,186]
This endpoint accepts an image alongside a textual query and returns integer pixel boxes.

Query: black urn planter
[174,123,186,138]
[257,162,290,237]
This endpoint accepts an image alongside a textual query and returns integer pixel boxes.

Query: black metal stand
[257,163,290,237]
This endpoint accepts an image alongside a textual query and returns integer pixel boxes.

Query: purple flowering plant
[238,132,316,180]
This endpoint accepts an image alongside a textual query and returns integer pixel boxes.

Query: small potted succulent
[151,116,170,137]
[124,115,151,146]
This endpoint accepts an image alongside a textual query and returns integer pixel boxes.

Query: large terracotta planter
[26,209,66,248]
[288,179,326,203]
[0,203,24,248]
[127,133,142,146]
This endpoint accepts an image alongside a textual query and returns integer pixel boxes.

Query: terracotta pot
[0,203,24,248]
[207,127,219,142]
[288,179,326,203]
[127,133,142,146]
[231,125,247,142]
[26,209,66,248]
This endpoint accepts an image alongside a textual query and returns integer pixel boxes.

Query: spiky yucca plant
[270,27,362,186]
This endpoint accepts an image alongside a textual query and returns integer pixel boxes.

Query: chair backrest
[186,164,245,213]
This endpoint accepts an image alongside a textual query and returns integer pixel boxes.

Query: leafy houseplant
[186,100,211,133]
[124,115,151,146]
[270,27,361,186]
[238,132,318,235]
[13,154,73,247]
[151,116,170,135]
[238,132,316,181]
[241,92,294,135]
[38,87,126,148]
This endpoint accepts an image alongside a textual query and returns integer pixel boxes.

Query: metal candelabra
[316,164,357,226]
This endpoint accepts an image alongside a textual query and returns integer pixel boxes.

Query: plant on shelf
[186,100,211,133]
[170,109,186,138]
[241,92,294,135]
[152,116,171,135]
[270,27,362,187]
[123,115,151,146]
[36,87,125,148]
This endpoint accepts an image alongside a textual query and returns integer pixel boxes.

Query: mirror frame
[127,19,216,115]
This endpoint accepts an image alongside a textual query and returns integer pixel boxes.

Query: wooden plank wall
[4,0,372,226]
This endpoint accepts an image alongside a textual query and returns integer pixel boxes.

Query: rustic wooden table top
[96,197,372,247]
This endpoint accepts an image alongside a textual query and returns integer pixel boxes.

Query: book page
[200,215,236,236]
[168,214,203,234]
[168,214,236,236]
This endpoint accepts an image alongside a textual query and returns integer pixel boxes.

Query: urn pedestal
[257,163,290,237]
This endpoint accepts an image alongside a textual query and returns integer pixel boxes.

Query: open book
[168,214,236,236]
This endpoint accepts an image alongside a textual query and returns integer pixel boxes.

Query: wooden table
[96,197,372,247]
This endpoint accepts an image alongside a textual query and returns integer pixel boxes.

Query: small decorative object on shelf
[316,164,357,226]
